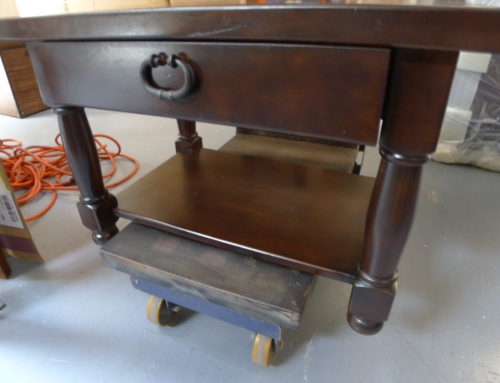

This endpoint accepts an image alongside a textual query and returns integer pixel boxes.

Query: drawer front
[30,42,389,144]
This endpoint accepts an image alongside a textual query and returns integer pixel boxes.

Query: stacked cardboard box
[1,0,248,18]
[14,0,170,17]
[0,163,42,278]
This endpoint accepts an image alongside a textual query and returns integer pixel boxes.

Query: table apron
[28,41,390,145]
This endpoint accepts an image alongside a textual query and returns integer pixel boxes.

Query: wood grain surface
[116,149,374,282]
[0,45,46,117]
[1,5,500,53]
[29,42,389,144]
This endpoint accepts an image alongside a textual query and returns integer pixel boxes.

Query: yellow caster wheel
[252,334,279,367]
[146,295,178,326]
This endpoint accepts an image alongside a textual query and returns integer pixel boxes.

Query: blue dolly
[100,223,315,367]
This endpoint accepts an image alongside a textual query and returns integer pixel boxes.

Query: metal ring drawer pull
[140,53,195,101]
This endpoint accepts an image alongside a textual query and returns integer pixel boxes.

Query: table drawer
[30,42,389,144]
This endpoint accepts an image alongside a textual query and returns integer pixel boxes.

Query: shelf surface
[220,132,358,173]
[116,149,374,282]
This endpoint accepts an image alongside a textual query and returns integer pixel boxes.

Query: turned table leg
[55,107,118,244]
[175,119,202,153]
[348,49,459,334]
[348,151,426,334]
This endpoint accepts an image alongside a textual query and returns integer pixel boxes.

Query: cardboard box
[14,0,170,17]
[0,162,42,278]
[0,0,19,17]
[93,0,170,11]
[170,0,245,6]
[15,0,93,17]
[1,0,250,18]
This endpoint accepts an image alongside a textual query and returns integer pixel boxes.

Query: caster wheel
[146,295,178,326]
[252,333,278,367]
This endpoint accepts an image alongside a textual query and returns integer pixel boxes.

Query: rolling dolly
[100,130,362,366]
[100,223,315,366]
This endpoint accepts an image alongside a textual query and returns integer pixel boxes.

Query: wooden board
[101,223,315,329]
[0,55,17,116]
[0,45,47,117]
[116,149,374,282]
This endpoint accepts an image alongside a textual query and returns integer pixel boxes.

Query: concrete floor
[1,109,499,383]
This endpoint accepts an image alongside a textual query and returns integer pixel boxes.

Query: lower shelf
[116,148,374,282]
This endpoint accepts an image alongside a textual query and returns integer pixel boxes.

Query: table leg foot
[347,312,383,335]
[77,192,119,245]
[347,270,397,335]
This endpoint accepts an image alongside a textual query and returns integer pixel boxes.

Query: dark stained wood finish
[176,119,202,153]
[28,42,389,144]
[380,49,460,156]
[1,5,498,336]
[235,127,359,147]
[361,155,424,280]
[115,148,375,283]
[220,132,358,173]
[0,5,500,53]
[55,107,119,244]
[347,49,459,335]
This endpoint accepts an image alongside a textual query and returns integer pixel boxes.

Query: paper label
[0,191,24,229]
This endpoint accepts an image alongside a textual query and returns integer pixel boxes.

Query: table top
[0,1,500,52]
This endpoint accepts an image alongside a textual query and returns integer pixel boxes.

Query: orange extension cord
[0,134,139,221]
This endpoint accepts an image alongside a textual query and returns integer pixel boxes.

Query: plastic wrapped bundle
[433,53,500,172]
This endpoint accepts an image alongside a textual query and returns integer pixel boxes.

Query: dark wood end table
[1,1,499,335]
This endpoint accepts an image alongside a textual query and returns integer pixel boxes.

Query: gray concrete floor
[1,109,500,383]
